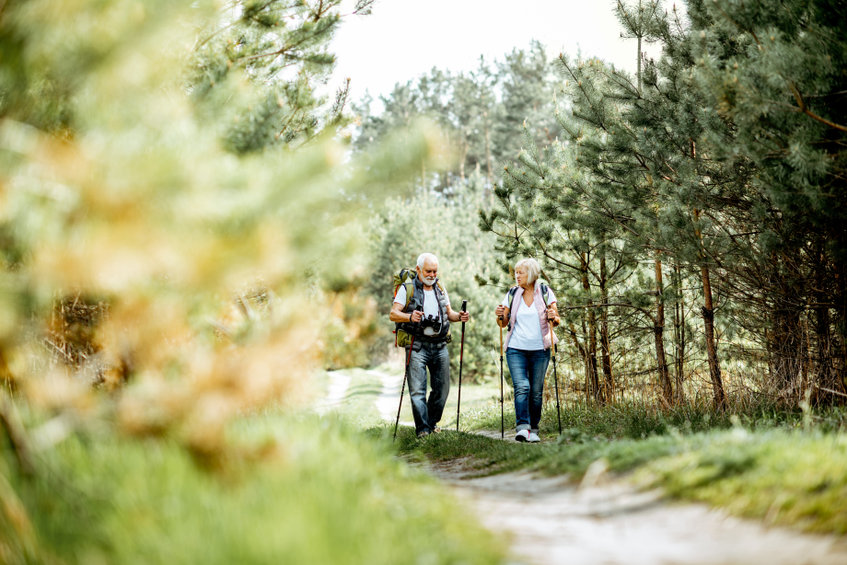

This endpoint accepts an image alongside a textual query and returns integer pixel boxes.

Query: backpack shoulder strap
[506,286,519,310]
[402,280,415,309]
[505,286,519,331]
[393,269,409,296]
[393,268,417,310]
[434,279,448,304]
[540,283,550,307]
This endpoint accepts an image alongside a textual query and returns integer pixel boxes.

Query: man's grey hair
[417,253,439,269]
[515,257,541,285]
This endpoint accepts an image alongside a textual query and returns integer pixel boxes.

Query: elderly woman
[494,258,560,442]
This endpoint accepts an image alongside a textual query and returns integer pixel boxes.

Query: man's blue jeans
[505,347,550,432]
[407,341,450,434]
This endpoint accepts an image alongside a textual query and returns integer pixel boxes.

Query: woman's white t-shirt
[501,287,557,351]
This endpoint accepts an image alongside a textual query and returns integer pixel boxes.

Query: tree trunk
[654,255,673,406]
[692,207,723,408]
[637,34,642,95]
[701,263,726,409]
[581,252,600,402]
[812,294,833,404]
[600,248,614,403]
[811,244,839,405]
[769,304,804,403]
[589,308,599,402]
[836,258,847,396]
[458,139,467,183]
[567,322,588,401]
[483,113,493,188]
[672,262,685,404]
[766,251,806,404]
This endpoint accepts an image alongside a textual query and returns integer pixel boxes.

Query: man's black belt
[412,333,448,344]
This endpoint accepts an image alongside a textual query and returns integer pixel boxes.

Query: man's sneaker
[528,431,541,443]
[432,426,441,433]
[417,430,431,438]
[515,430,530,442]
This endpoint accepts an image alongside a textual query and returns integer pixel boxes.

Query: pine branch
[311,0,332,22]
[195,19,241,50]
[329,77,350,124]
[788,82,847,133]
[351,0,375,15]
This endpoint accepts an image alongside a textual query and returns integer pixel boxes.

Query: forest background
[354,0,847,414]
[1,0,846,562]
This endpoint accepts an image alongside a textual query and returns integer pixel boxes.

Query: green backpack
[392,268,417,310]
[392,268,417,347]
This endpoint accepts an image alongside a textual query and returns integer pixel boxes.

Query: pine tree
[552,50,680,406]
[189,0,369,154]
[625,2,732,408]
[449,60,501,189]
[483,2,742,408]
[353,44,560,201]
[692,0,847,403]
[493,41,562,163]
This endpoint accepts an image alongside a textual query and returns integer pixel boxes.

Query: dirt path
[315,370,352,414]
[429,460,847,565]
[324,369,847,565]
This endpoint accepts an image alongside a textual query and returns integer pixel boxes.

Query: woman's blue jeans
[407,341,450,434]
[505,347,550,432]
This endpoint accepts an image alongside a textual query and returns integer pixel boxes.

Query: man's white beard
[422,276,436,285]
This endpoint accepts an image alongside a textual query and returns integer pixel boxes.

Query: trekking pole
[548,320,562,435]
[455,300,468,432]
[499,317,505,439]
[393,332,416,442]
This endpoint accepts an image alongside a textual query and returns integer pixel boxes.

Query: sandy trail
[373,369,408,424]
[315,370,352,414]
[429,459,847,565]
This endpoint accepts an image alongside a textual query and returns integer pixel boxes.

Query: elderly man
[390,253,469,437]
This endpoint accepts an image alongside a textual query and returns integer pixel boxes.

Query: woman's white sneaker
[528,431,541,443]
[515,430,530,442]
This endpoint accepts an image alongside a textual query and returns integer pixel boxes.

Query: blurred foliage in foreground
[0,412,505,564]
[0,0,483,561]
[0,0,410,459]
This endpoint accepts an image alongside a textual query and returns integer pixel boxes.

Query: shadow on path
[428,459,847,565]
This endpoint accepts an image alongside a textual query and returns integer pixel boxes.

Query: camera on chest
[420,313,442,332]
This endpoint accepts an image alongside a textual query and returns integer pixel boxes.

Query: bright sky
[331,0,664,101]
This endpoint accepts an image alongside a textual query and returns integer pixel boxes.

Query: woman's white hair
[417,252,439,269]
[515,257,541,285]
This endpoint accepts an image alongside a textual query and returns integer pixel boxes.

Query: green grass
[2,412,508,565]
[640,429,847,535]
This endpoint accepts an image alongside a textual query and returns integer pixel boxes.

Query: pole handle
[499,319,503,349]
